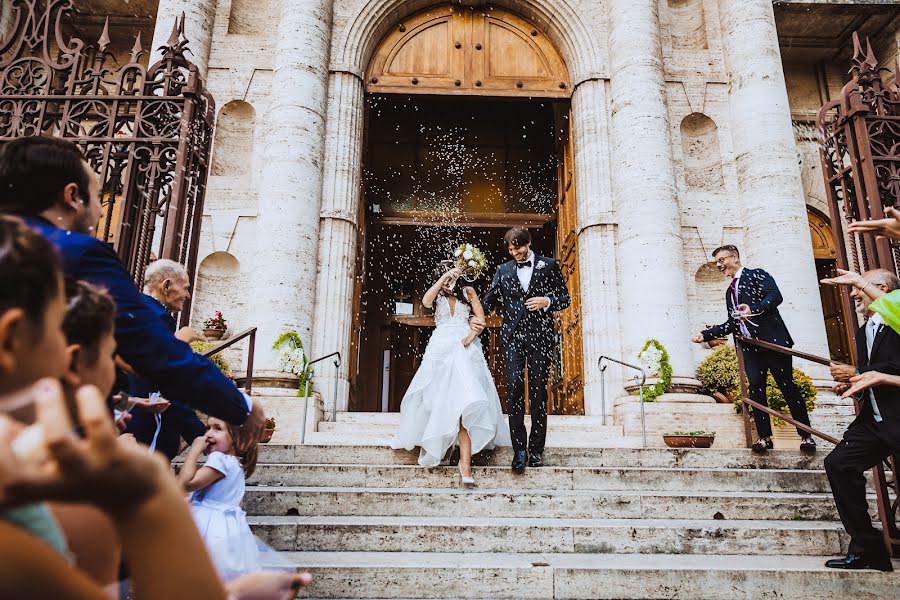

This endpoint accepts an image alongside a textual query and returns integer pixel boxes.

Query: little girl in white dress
[390,265,510,485]
[178,415,260,581]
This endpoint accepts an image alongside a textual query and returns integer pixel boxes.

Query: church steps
[248,516,847,556]
[270,552,896,599]
[244,486,850,521]
[253,445,826,469]
[248,464,831,493]
[300,432,644,448]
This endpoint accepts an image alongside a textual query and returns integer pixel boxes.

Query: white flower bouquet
[272,330,311,396]
[453,243,489,281]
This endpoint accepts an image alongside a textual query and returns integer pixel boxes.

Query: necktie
[517,261,531,269]
[731,277,750,337]
[865,318,884,422]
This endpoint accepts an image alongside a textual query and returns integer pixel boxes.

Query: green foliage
[638,339,672,402]
[272,330,311,397]
[190,341,231,375]
[695,344,817,426]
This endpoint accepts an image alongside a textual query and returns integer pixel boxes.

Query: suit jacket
[24,217,249,425]
[702,268,794,348]
[128,294,206,431]
[853,318,900,423]
[482,255,570,343]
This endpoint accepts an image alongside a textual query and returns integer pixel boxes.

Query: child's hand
[0,379,171,520]
[189,435,211,455]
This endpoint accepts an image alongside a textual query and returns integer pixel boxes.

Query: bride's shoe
[458,465,476,487]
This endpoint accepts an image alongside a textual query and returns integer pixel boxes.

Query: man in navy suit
[692,245,816,453]
[0,136,262,438]
[482,227,570,472]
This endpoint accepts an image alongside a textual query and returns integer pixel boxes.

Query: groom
[481,227,570,473]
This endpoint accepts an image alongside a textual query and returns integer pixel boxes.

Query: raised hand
[820,268,865,288]
[847,206,900,242]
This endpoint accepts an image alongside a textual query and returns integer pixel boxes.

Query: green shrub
[695,344,816,426]
[190,340,231,375]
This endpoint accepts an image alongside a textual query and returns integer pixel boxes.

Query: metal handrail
[598,355,648,447]
[734,334,899,556]
[202,327,257,395]
[300,351,342,444]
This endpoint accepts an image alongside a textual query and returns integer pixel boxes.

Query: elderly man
[820,268,900,571]
[0,136,262,442]
[126,259,208,459]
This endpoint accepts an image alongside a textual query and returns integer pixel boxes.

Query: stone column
[311,71,366,414]
[717,0,829,361]
[571,78,623,417]
[253,0,334,369]
[150,0,217,77]
[609,0,695,379]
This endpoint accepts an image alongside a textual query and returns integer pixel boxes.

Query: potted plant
[696,344,817,419]
[260,417,276,443]
[273,330,311,396]
[637,339,672,402]
[203,310,227,339]
[663,430,716,448]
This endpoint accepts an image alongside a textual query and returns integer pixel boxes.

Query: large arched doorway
[809,208,852,363]
[349,4,583,414]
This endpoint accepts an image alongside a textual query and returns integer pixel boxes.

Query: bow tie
[516,260,532,269]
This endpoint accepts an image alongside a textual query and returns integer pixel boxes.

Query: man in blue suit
[0,136,262,438]
[692,245,816,454]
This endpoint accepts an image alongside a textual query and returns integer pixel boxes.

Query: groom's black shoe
[511,450,527,473]
[825,552,893,571]
[528,452,544,468]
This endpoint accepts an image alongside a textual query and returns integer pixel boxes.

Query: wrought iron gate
[817,32,900,555]
[0,0,214,316]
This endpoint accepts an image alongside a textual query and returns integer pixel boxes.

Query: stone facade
[80,1,900,435]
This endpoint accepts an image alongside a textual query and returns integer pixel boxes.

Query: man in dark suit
[692,245,816,453]
[0,136,262,438]
[821,268,900,571]
[482,227,570,472]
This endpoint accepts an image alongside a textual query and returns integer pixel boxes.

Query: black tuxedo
[825,317,900,561]
[482,255,570,455]
[701,268,810,438]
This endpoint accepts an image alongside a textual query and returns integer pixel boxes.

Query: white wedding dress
[390,294,510,466]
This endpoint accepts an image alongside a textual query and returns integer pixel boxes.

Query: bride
[389,263,510,485]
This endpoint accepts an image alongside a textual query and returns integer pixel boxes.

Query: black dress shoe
[799,436,817,454]
[751,437,774,454]
[825,553,893,572]
[511,450,527,473]
[528,452,544,468]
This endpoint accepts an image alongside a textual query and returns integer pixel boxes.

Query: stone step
[248,515,848,556]
[248,464,831,493]
[276,552,897,599]
[253,445,826,470]
[301,432,644,447]
[317,421,625,436]
[244,486,850,521]
[325,413,617,426]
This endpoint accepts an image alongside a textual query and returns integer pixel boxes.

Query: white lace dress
[390,294,510,466]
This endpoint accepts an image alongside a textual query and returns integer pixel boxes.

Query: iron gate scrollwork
[0,0,215,322]
[817,32,900,556]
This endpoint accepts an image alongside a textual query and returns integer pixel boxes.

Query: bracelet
[861,281,871,292]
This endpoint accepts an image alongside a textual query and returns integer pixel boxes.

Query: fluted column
[609,0,695,378]
[571,78,622,417]
[717,0,829,361]
[253,0,334,368]
[311,71,366,414]
[150,0,216,77]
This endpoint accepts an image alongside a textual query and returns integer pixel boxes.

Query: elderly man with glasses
[692,245,817,454]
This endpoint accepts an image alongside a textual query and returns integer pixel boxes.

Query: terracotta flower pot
[712,391,734,404]
[204,328,225,339]
[663,434,715,449]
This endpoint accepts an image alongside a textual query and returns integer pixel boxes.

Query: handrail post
[598,356,647,447]
[299,351,342,444]
[246,329,256,396]
[735,338,754,448]
[332,358,340,423]
[600,362,607,426]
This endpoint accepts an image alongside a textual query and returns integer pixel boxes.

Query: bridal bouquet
[454,243,488,281]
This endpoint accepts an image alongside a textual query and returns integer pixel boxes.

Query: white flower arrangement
[639,344,663,377]
[535,261,547,270]
[272,330,311,396]
[454,243,488,281]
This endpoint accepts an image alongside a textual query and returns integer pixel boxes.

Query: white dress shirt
[516,251,536,291]
[730,267,751,337]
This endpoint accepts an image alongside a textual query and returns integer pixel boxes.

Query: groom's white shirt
[516,251,536,291]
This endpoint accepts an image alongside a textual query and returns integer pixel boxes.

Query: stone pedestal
[609,0,695,380]
[614,393,747,448]
[253,0,334,369]
[716,0,829,374]
[150,0,217,76]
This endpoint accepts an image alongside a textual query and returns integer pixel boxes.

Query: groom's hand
[525,297,551,311]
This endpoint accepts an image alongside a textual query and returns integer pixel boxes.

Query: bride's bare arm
[423,267,460,308]
[461,287,485,347]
